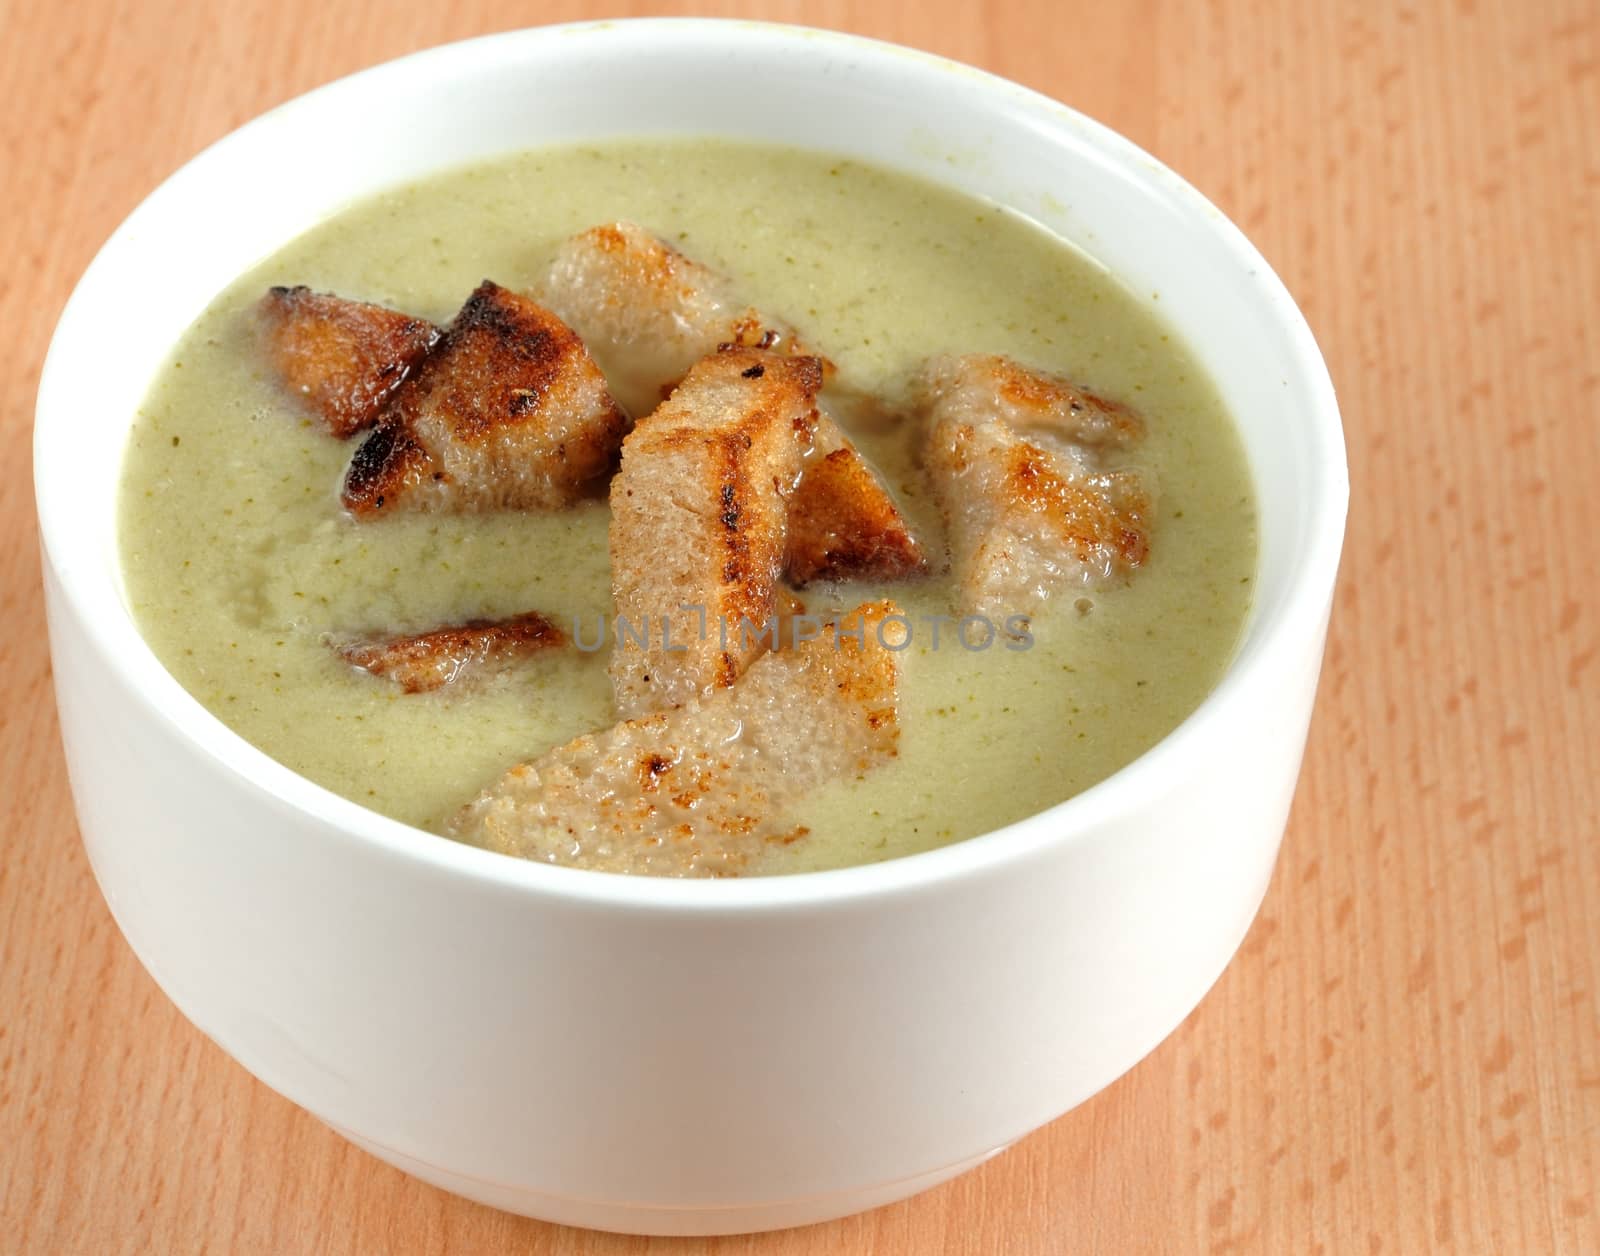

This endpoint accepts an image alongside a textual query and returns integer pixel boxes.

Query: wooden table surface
[3,1,1597,1251]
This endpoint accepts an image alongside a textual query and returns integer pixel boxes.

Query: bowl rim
[34,17,1348,912]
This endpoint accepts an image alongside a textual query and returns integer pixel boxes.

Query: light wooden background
[3,1,1596,1251]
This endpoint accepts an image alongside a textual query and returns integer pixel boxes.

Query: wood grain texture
[2,0,1596,1250]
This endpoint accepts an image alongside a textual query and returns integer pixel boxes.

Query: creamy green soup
[118,140,1256,874]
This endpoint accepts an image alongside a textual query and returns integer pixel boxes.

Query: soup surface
[118,140,1257,874]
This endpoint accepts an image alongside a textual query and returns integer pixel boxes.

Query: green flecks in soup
[118,139,1256,875]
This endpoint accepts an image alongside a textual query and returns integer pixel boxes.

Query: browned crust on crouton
[1005,441,1151,568]
[935,417,1153,575]
[260,286,438,438]
[786,443,928,586]
[543,221,834,417]
[719,308,825,366]
[341,417,438,512]
[926,353,1145,448]
[920,354,1157,623]
[337,611,565,693]
[418,283,585,440]
[573,223,823,361]
[582,221,695,301]
[341,281,627,516]
[769,586,807,649]
[452,600,901,876]
[608,347,822,716]
[998,368,1141,445]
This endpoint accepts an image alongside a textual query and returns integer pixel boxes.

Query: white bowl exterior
[35,21,1346,1234]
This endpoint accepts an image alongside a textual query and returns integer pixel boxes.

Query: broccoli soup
[118,139,1256,876]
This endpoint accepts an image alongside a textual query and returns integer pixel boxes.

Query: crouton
[542,221,829,418]
[341,281,628,516]
[770,586,808,648]
[923,352,1145,449]
[335,611,565,693]
[919,354,1156,627]
[452,601,904,875]
[544,222,922,585]
[608,347,822,717]
[785,412,928,586]
[259,286,439,438]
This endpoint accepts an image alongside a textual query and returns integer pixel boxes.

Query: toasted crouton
[542,221,829,418]
[771,586,808,648]
[544,223,922,585]
[341,281,628,516]
[259,286,439,438]
[336,612,565,693]
[785,412,928,586]
[452,601,903,875]
[919,354,1156,627]
[923,353,1145,448]
[608,347,822,717]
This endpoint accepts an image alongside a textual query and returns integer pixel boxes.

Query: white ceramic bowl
[35,20,1346,1236]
